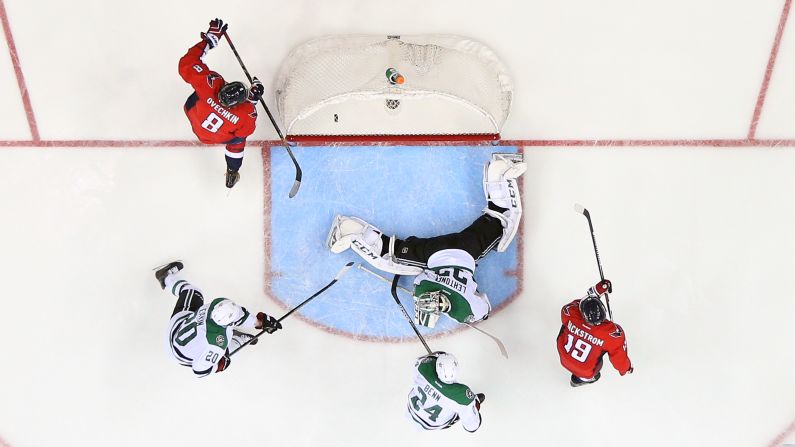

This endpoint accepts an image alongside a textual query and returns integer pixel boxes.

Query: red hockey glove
[256,312,282,334]
[216,352,231,372]
[247,78,264,103]
[201,18,228,49]
[588,279,612,297]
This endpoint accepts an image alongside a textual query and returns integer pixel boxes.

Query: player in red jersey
[556,279,633,387]
[178,19,264,188]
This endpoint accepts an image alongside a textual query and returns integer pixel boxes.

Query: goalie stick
[357,264,508,358]
[224,32,302,198]
[573,203,613,320]
[229,261,354,356]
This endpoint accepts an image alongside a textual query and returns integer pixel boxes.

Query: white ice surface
[1,0,795,446]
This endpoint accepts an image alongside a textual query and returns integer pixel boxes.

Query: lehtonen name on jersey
[566,321,605,347]
[431,269,466,293]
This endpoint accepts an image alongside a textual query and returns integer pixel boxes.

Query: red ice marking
[2,138,795,148]
[0,0,39,141]
[749,0,792,140]
[769,419,795,446]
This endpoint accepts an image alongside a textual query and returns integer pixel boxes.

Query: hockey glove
[247,78,264,103]
[201,18,228,49]
[257,312,282,334]
[475,393,486,410]
[216,352,232,372]
[588,279,612,297]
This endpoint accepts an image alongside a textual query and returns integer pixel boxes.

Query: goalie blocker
[326,153,526,328]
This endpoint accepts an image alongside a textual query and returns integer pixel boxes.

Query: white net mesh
[274,35,513,139]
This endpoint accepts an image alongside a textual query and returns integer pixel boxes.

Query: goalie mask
[211,299,245,327]
[218,81,247,108]
[579,296,607,326]
[414,290,451,328]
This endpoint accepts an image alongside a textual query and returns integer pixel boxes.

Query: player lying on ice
[178,19,265,189]
[556,279,633,387]
[326,153,526,328]
[155,261,281,377]
[407,351,485,432]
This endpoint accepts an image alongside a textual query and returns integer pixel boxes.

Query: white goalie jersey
[412,249,491,325]
[406,355,482,432]
[167,298,257,377]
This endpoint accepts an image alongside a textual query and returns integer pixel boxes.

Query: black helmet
[218,81,247,107]
[579,296,607,325]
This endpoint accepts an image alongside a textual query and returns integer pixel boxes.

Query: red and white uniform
[556,299,632,379]
[178,41,257,159]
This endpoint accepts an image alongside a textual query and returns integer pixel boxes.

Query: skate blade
[152,260,183,271]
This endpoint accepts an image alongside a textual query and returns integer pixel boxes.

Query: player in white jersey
[155,261,281,377]
[326,153,526,328]
[407,352,485,432]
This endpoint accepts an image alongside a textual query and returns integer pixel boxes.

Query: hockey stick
[391,274,433,355]
[229,261,354,356]
[573,203,613,320]
[358,264,508,358]
[223,32,302,198]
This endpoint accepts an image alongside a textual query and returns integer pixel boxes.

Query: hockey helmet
[435,353,459,384]
[211,299,245,327]
[218,81,247,108]
[579,296,607,326]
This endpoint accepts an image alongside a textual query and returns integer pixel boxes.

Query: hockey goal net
[274,35,513,144]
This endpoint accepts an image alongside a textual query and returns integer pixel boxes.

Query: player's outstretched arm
[605,325,633,375]
[178,20,227,88]
[460,395,483,433]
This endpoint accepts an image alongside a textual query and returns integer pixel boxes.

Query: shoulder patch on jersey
[466,388,475,400]
[249,110,258,119]
[610,324,624,338]
[207,73,222,88]
[215,334,225,345]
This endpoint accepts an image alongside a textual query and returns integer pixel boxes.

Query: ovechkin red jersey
[178,41,257,152]
[556,299,632,378]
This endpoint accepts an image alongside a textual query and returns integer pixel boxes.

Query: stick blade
[288,179,301,198]
[335,261,355,280]
[574,203,591,219]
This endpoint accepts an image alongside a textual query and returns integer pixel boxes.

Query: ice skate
[569,372,600,388]
[154,261,184,290]
[225,169,240,189]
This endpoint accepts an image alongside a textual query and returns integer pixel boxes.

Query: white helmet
[435,353,459,384]
[211,299,244,327]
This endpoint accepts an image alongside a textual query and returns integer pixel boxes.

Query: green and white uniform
[406,354,482,432]
[167,294,257,377]
[412,249,491,324]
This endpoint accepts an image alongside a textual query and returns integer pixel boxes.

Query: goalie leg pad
[353,235,423,275]
[327,215,423,275]
[483,153,527,252]
[326,215,371,254]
